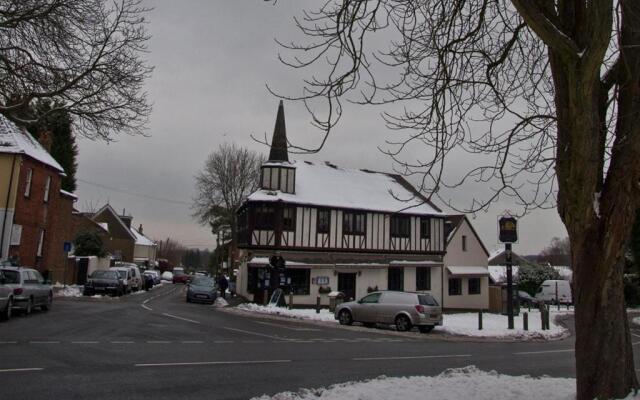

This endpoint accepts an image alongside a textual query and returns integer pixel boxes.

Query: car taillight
[13,288,23,295]
[415,305,425,314]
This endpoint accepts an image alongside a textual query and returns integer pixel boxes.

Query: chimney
[38,130,53,152]
[138,224,143,234]
[268,100,289,162]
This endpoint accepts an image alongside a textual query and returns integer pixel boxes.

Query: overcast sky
[75,0,567,255]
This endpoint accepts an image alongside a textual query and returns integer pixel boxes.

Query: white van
[535,280,572,304]
[114,262,143,292]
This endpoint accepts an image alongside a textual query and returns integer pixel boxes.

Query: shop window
[416,267,431,291]
[283,207,296,231]
[390,216,410,238]
[448,278,462,296]
[468,278,481,295]
[388,267,404,291]
[343,212,366,235]
[317,209,330,234]
[286,268,310,295]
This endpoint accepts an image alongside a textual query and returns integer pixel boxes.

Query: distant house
[0,114,75,281]
[442,215,490,310]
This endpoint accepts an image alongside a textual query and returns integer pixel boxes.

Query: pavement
[0,283,638,400]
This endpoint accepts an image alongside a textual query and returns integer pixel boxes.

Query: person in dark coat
[217,274,229,299]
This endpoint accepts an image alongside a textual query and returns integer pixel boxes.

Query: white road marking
[29,341,59,344]
[0,368,43,373]
[223,326,284,340]
[146,341,171,344]
[0,341,18,344]
[513,349,574,355]
[110,341,135,344]
[71,341,99,344]
[353,354,472,361]
[134,360,291,368]
[253,321,320,332]
[141,303,152,311]
[161,313,200,324]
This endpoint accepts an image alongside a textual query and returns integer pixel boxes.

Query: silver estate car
[335,291,442,333]
[0,267,52,315]
[0,270,13,321]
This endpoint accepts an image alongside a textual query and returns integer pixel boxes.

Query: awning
[447,266,490,276]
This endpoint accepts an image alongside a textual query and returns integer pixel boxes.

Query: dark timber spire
[268,100,289,162]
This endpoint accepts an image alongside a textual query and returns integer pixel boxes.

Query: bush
[73,231,107,257]
[516,264,561,296]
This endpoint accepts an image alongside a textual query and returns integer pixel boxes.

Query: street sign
[498,216,518,243]
[63,242,72,252]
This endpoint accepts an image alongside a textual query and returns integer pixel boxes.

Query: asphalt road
[0,284,638,400]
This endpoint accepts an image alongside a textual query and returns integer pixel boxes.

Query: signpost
[498,214,518,330]
[63,241,72,288]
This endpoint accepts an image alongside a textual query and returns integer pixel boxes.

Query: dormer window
[261,165,295,194]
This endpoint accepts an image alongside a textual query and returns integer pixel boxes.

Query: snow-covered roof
[447,266,490,276]
[488,265,520,283]
[247,161,443,215]
[59,189,77,199]
[488,248,505,262]
[131,227,155,247]
[0,114,65,173]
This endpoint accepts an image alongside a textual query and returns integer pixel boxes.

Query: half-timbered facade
[236,101,448,306]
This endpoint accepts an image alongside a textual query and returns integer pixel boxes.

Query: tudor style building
[236,102,450,306]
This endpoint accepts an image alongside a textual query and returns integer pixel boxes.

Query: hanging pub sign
[498,215,518,243]
[270,255,286,271]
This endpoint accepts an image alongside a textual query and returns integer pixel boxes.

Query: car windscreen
[91,270,118,279]
[174,270,185,276]
[191,277,215,287]
[418,294,439,306]
[0,270,19,284]
[113,270,128,279]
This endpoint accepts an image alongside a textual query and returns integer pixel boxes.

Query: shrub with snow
[161,271,173,281]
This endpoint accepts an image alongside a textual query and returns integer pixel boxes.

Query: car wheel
[1,297,12,321]
[41,294,52,311]
[418,325,434,333]
[338,309,353,326]
[395,314,412,332]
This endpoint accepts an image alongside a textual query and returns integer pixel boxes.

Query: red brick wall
[9,157,73,279]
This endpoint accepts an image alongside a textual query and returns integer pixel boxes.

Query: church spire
[268,100,289,162]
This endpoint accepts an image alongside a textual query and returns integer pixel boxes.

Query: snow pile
[54,285,83,298]
[213,297,229,308]
[236,303,337,322]
[161,271,173,281]
[251,366,577,400]
[633,316,640,326]
[436,311,567,340]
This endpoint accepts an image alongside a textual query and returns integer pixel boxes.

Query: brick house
[0,114,75,280]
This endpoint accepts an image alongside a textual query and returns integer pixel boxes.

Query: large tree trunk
[573,227,638,399]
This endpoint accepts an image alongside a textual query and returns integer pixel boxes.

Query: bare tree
[0,0,153,140]
[192,143,264,237]
[275,1,640,398]
[538,237,571,266]
[155,237,185,268]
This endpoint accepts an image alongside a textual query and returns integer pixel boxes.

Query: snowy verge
[53,285,83,298]
[213,297,229,308]
[435,310,568,340]
[251,366,581,400]
[236,303,336,322]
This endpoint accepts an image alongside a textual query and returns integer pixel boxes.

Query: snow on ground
[53,285,83,298]
[213,297,229,308]
[236,303,337,322]
[251,366,580,400]
[436,310,567,340]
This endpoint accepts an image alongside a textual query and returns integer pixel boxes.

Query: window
[262,168,272,189]
[36,230,45,257]
[420,217,431,239]
[388,267,404,291]
[468,278,481,295]
[43,176,51,203]
[254,205,275,230]
[390,215,410,238]
[360,292,381,304]
[286,268,310,295]
[282,207,295,231]
[462,235,467,251]
[448,278,462,296]
[416,267,431,291]
[24,168,33,197]
[343,212,366,235]
[317,209,330,234]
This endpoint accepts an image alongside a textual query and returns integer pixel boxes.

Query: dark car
[186,276,217,304]
[84,270,125,296]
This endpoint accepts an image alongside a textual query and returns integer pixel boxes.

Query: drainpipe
[0,154,18,259]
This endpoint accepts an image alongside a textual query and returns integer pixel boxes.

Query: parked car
[186,276,217,304]
[518,290,536,307]
[114,262,143,291]
[172,267,189,284]
[0,270,14,321]
[83,270,125,296]
[535,280,572,304]
[0,266,52,315]
[110,266,134,294]
[335,291,442,333]
[143,270,161,285]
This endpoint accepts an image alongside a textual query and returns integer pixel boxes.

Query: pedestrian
[218,274,229,299]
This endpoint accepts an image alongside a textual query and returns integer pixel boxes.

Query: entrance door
[338,273,357,301]
[388,267,404,291]
[77,258,89,285]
